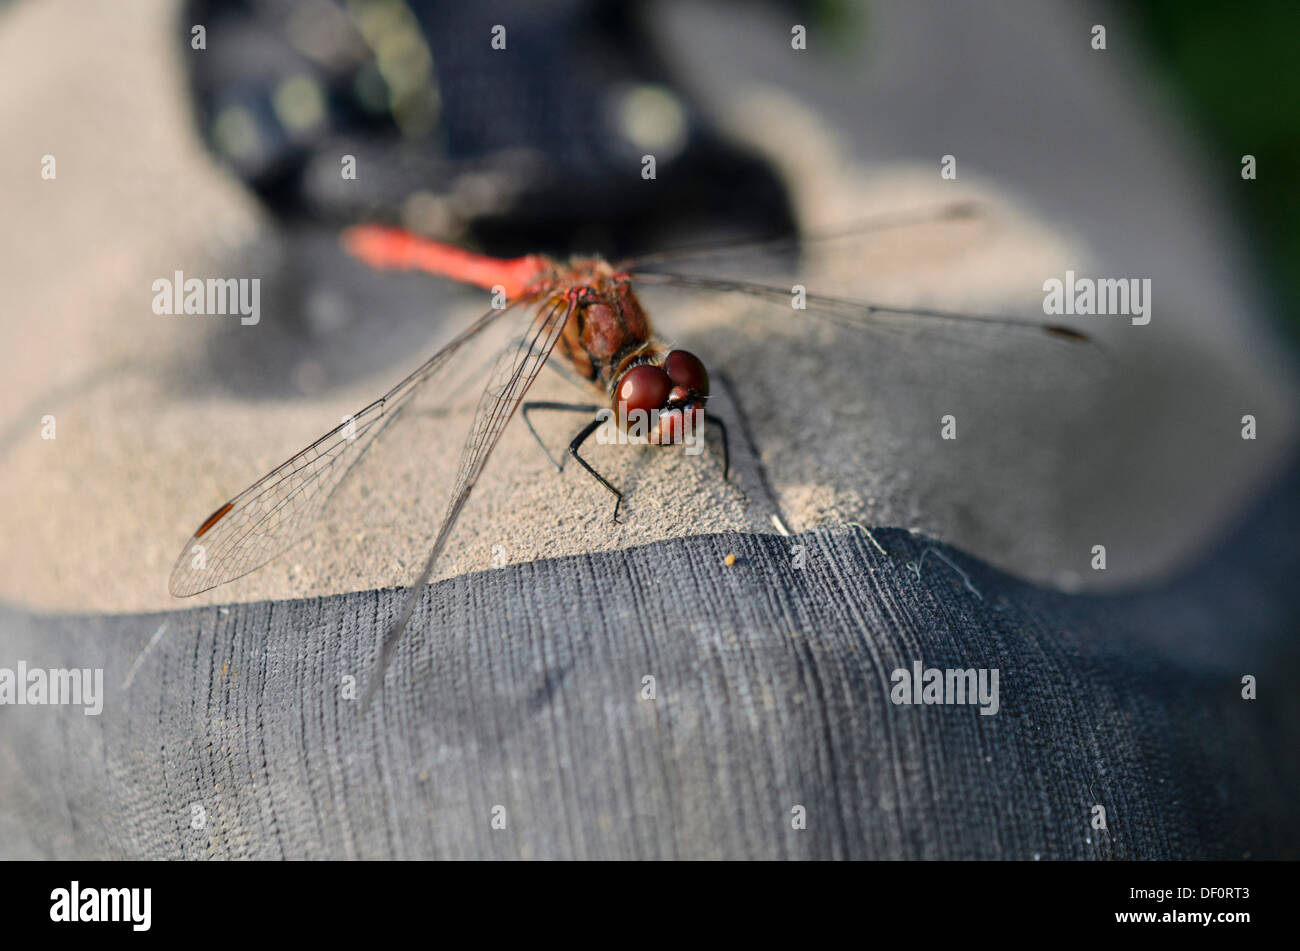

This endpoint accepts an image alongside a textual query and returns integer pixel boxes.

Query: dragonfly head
[612,349,709,446]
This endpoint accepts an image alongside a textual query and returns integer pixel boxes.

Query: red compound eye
[664,350,709,397]
[616,364,672,417]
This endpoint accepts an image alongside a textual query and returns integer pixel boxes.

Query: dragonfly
[168,202,1096,706]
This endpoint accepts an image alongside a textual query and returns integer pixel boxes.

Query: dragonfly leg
[568,416,623,524]
[707,413,731,480]
[521,401,601,472]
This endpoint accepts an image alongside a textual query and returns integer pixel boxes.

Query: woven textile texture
[2,460,1296,860]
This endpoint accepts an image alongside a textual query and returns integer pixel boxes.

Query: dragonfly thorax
[551,269,650,387]
[549,267,712,447]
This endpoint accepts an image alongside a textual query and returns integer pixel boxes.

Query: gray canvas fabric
[2,460,1296,860]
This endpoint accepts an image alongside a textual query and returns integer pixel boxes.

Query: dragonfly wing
[167,291,548,597]
[613,200,982,273]
[619,189,1111,385]
[627,272,1102,356]
[363,292,577,704]
[626,268,1111,569]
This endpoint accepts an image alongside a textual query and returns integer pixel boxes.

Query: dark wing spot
[195,502,233,538]
[944,201,981,220]
[1043,324,1090,343]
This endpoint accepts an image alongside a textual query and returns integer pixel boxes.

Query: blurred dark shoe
[182,0,796,258]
